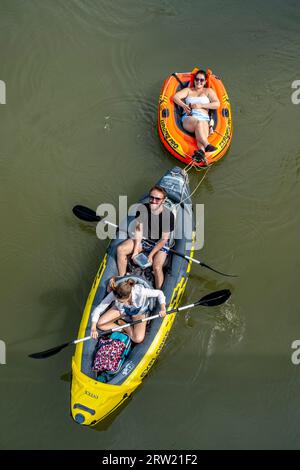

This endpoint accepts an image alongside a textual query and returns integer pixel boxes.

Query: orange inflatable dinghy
[158,68,233,167]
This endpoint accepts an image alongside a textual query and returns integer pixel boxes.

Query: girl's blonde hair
[110,277,135,299]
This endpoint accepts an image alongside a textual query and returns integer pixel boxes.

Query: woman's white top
[91,284,166,323]
[185,95,210,105]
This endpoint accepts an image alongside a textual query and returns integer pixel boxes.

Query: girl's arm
[91,291,115,324]
[91,321,98,339]
[143,287,166,306]
[143,287,167,317]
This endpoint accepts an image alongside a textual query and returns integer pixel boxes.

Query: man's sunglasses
[149,195,164,202]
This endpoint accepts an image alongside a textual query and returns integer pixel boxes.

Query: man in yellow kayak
[116,185,175,289]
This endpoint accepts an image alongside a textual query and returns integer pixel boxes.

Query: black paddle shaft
[28,290,231,359]
[97,289,231,337]
[72,205,238,278]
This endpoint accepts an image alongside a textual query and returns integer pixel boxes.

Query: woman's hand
[91,325,99,340]
[183,104,192,115]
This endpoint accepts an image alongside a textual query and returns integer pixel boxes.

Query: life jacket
[93,331,131,380]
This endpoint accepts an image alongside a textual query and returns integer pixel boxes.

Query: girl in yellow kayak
[91,277,166,343]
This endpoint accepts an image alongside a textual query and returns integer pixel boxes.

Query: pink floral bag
[92,337,126,373]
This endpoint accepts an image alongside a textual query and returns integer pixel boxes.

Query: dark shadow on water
[61,371,72,383]
[91,395,134,432]
[202,175,215,194]
[24,280,94,356]
[13,237,99,351]
[77,221,97,236]
[189,272,235,291]
[15,284,83,354]
[65,210,98,237]
[36,287,83,338]
[34,241,101,345]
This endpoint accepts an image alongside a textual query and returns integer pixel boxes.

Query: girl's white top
[91,284,166,323]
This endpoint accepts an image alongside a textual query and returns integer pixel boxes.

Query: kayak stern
[71,359,137,426]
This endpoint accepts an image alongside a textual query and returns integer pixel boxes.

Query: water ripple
[58,0,178,38]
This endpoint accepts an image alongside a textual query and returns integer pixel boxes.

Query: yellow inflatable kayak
[71,167,195,425]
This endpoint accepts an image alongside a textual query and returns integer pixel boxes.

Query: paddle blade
[196,289,231,307]
[72,205,101,223]
[28,342,70,359]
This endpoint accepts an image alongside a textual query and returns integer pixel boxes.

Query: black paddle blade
[200,262,238,278]
[72,205,101,223]
[28,342,70,359]
[196,289,231,307]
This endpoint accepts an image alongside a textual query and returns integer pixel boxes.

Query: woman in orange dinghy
[173,69,220,164]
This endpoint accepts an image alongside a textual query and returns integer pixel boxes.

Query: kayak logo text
[291,340,300,365]
[291,80,300,105]
[0,80,6,104]
[0,340,6,365]
[95,198,204,251]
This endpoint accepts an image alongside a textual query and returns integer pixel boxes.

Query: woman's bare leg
[183,117,199,144]
[183,117,209,151]
[194,121,209,149]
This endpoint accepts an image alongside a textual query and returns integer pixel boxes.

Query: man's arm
[130,203,148,258]
[132,222,143,257]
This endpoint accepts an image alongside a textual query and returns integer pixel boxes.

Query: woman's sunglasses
[195,78,205,83]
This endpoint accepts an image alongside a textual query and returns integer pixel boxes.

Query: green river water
[1,0,300,450]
